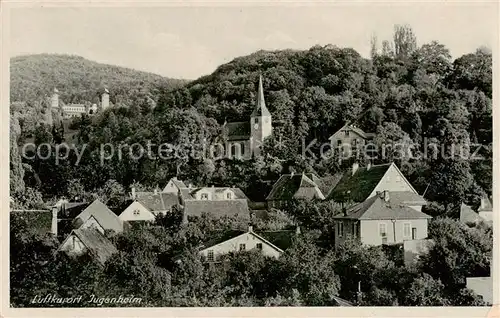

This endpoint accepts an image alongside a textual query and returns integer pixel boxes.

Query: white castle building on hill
[48,88,110,124]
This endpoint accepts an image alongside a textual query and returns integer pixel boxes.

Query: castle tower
[250,75,272,156]
[51,87,59,109]
[47,88,59,126]
[101,88,110,110]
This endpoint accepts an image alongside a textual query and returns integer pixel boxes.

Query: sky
[9,3,498,80]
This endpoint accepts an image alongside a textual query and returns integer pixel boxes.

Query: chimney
[352,162,359,176]
[131,186,136,199]
[188,184,192,189]
[51,206,58,236]
[295,226,301,235]
[383,190,390,202]
[248,225,253,232]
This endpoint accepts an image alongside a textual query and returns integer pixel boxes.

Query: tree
[403,273,449,306]
[393,24,417,60]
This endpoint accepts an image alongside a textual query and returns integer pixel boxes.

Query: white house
[118,200,156,222]
[175,226,298,263]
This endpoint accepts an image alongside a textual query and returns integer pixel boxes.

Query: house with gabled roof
[266,172,331,209]
[73,199,126,234]
[118,200,156,223]
[328,162,420,207]
[175,225,298,263]
[163,177,188,193]
[58,228,118,266]
[333,190,431,247]
[328,123,375,156]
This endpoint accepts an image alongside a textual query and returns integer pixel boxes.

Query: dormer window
[201,193,209,200]
[226,192,232,199]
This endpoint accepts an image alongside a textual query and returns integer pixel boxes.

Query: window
[133,209,140,216]
[239,244,246,251]
[379,223,387,237]
[240,143,245,155]
[403,223,411,238]
[254,117,259,124]
[345,130,350,136]
[201,193,209,200]
[256,243,263,250]
[72,236,76,249]
[226,192,232,199]
[352,222,357,236]
[337,140,342,146]
[207,250,214,262]
[338,222,344,237]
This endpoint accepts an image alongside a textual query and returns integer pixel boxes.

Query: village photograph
[6,2,495,309]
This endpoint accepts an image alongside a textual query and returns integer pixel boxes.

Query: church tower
[250,75,272,155]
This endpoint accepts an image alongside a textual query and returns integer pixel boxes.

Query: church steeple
[250,75,272,156]
[251,75,271,117]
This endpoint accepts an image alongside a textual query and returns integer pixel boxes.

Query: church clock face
[254,123,259,129]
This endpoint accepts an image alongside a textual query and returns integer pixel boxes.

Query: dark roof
[74,200,124,233]
[70,228,118,265]
[328,163,392,202]
[58,202,90,219]
[224,121,250,141]
[266,173,324,201]
[311,174,344,198]
[255,230,295,250]
[332,295,354,306]
[184,199,250,219]
[251,75,271,117]
[137,192,179,212]
[334,193,432,220]
[198,230,246,250]
[179,188,194,200]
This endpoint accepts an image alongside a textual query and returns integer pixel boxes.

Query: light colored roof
[184,199,250,220]
[74,199,123,233]
[329,124,374,140]
[478,196,493,212]
[65,228,118,265]
[460,204,484,224]
[466,277,492,305]
[335,193,432,220]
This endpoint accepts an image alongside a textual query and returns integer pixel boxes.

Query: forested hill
[10,54,188,104]
[11,26,493,213]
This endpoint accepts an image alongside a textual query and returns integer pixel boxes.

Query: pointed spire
[251,74,271,117]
